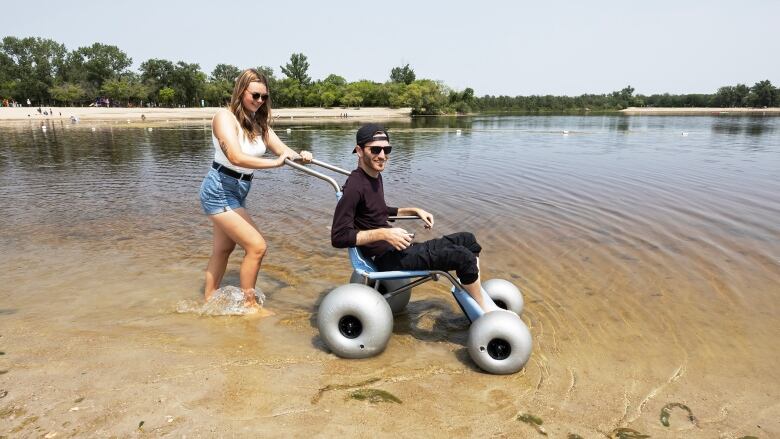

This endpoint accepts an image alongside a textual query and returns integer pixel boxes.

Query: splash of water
[176,286,266,316]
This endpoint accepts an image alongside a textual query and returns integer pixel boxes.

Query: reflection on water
[1,115,779,436]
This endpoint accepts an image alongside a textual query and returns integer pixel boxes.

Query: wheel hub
[487,338,511,360]
[338,315,362,339]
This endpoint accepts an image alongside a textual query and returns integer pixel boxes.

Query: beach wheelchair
[286,159,532,375]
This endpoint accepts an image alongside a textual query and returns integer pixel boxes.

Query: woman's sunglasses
[249,92,269,101]
[363,146,392,155]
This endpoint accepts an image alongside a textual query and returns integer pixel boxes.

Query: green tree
[713,86,739,107]
[70,43,132,89]
[748,80,777,107]
[0,36,68,103]
[49,82,86,105]
[387,82,407,108]
[390,63,416,85]
[207,64,239,106]
[280,53,311,85]
[274,77,304,107]
[323,74,346,87]
[211,64,240,83]
[171,62,206,106]
[158,87,175,107]
[129,80,149,106]
[139,58,175,104]
[101,77,132,104]
[203,82,230,106]
[320,74,346,106]
[341,89,363,108]
[403,80,447,114]
[140,58,175,85]
[320,90,337,107]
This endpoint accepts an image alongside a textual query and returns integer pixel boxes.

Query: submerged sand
[1,118,778,438]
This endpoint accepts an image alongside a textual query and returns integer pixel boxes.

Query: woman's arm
[212,109,291,169]
[265,127,313,163]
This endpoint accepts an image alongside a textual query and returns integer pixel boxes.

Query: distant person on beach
[331,123,498,312]
[200,68,313,309]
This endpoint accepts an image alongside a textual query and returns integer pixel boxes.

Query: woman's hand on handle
[297,150,313,163]
[275,150,295,167]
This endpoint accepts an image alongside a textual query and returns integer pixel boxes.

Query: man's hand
[414,208,434,229]
[383,227,414,250]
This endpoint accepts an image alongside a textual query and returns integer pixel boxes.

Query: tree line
[1,36,778,114]
[478,82,779,112]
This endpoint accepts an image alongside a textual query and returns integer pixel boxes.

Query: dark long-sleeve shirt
[331,168,398,258]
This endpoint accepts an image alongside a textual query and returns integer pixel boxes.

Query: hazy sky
[5,0,778,96]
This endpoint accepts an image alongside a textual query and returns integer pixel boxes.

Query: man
[331,123,497,312]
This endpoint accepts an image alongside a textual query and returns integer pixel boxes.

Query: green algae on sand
[517,413,547,436]
[347,388,402,404]
[660,402,697,427]
[609,427,650,439]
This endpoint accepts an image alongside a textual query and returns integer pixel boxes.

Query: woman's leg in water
[204,221,236,300]
[207,208,267,306]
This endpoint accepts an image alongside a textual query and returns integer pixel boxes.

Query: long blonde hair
[229,68,272,143]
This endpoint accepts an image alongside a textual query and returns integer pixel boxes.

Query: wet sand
[1,118,778,437]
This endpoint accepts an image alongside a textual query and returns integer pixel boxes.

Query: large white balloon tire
[467,310,532,375]
[317,284,393,359]
[483,278,524,316]
[349,271,412,315]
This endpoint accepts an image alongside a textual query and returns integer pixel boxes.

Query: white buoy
[148,127,153,132]
[286,128,292,133]
[91,127,96,132]
[41,125,47,131]
[456,129,462,135]
[681,132,689,136]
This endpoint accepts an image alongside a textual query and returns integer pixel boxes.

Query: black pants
[373,232,482,284]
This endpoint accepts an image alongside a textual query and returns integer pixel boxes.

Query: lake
[0,115,778,437]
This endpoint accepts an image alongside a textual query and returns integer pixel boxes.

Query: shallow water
[0,115,778,437]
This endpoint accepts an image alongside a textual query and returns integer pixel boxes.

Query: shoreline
[621,106,780,115]
[0,106,412,122]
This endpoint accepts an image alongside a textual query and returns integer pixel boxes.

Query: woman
[199,68,312,308]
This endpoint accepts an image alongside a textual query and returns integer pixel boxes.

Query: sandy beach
[0,106,412,122]
[621,107,780,115]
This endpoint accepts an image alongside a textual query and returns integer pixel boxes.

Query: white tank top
[212,121,267,175]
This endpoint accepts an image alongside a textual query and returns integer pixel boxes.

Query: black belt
[212,162,253,181]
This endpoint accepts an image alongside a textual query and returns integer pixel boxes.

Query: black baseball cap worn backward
[353,123,389,153]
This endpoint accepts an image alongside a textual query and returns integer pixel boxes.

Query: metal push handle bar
[284,158,348,193]
[284,158,422,221]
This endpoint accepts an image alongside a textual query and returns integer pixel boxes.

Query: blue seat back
[349,247,377,275]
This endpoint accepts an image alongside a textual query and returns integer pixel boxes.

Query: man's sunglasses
[249,92,269,101]
[362,145,392,155]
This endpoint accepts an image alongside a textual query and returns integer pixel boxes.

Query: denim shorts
[199,168,252,215]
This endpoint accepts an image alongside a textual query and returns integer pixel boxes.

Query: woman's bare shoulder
[213,108,235,122]
[212,109,239,133]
